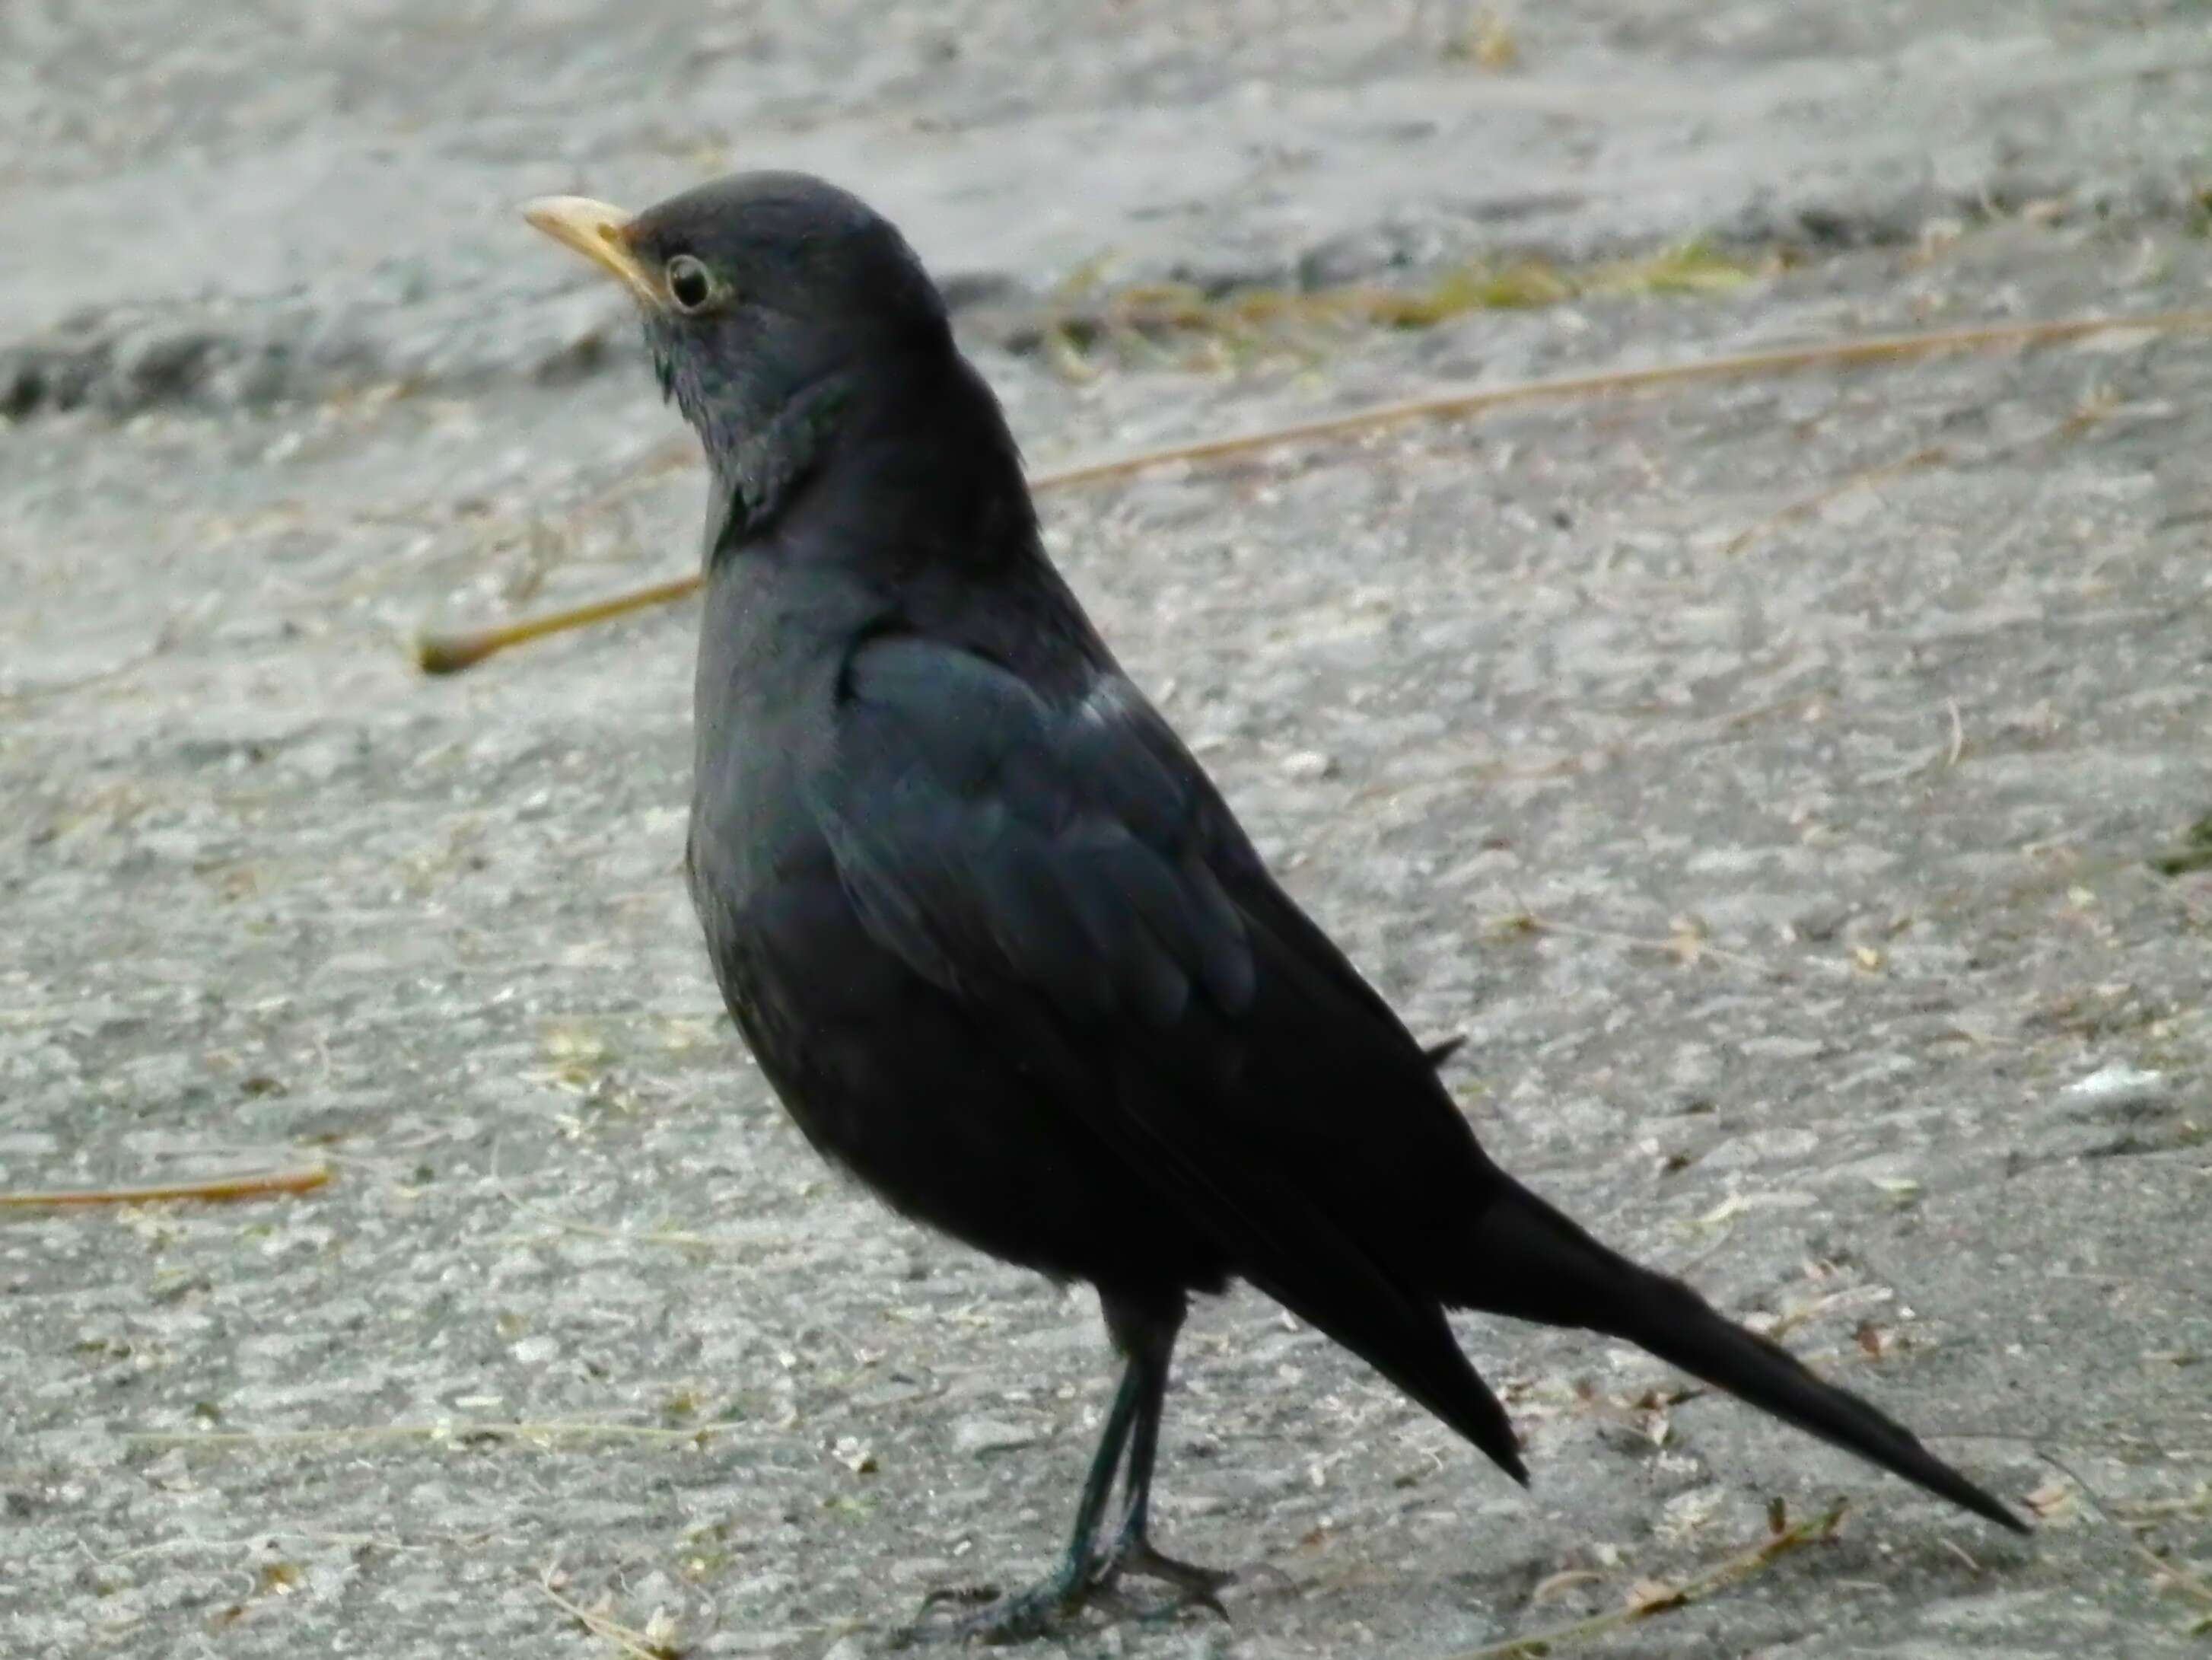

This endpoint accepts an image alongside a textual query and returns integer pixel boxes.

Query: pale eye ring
[665,254,715,312]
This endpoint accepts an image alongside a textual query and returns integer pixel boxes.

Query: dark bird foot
[1093,1531,1238,1620]
[892,1560,1093,1647]
[891,1535,1236,1646]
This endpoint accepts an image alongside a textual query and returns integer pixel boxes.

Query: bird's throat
[699,371,859,565]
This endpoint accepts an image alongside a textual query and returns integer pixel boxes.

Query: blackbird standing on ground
[525,172,2026,1640]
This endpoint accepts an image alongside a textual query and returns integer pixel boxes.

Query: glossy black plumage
[535,170,2024,1634]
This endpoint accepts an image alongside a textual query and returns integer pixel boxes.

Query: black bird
[526,174,2026,1638]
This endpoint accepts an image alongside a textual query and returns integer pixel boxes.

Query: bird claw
[1094,1536,1239,1623]
[892,1569,1090,1646]
[891,1539,1238,1645]
[913,1582,1001,1613]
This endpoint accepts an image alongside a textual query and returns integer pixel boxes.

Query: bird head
[525,172,955,531]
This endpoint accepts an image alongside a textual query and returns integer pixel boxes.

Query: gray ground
[5,4,2211,1657]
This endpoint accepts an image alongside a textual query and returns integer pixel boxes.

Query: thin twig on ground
[488,1136,740,1251]
[539,1563,684,1660]
[410,305,2212,675]
[2037,1447,2212,1637]
[1036,307,2212,492]
[0,1163,332,1208]
[1720,444,1950,556]
[1719,384,2123,559]
[1442,1501,1848,1659]
[496,1180,739,1252]
[1491,910,1851,981]
[125,1419,713,1448]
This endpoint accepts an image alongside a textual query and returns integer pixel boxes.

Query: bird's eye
[665,255,715,313]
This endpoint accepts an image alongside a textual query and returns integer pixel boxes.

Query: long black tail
[1461,1177,2027,1534]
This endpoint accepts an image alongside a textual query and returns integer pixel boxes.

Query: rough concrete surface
[4,4,2211,1658]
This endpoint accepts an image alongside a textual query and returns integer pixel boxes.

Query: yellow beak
[523,196,661,308]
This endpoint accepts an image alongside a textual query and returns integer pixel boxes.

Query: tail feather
[1461,1179,2027,1534]
[1257,1260,1530,1486]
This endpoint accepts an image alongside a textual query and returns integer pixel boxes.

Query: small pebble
[2061,1063,2166,1107]
[953,1417,1037,1457]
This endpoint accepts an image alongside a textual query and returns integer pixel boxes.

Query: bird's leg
[899,1356,1145,1644]
[896,1292,1238,1645]
[1094,1295,1237,1611]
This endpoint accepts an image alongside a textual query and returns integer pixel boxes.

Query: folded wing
[809,635,1526,1477]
